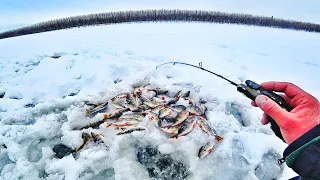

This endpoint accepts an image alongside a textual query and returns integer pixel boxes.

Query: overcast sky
[1,0,320,29]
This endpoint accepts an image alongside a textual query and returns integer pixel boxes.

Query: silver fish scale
[180,116,196,130]
[186,105,202,115]
[119,114,145,121]
[158,117,177,128]
[126,94,137,105]
[86,102,109,116]
[111,103,126,109]
[151,88,168,95]
[196,117,216,136]
[159,108,173,118]
[113,119,140,126]
[172,116,196,137]
[116,127,146,135]
[170,105,186,112]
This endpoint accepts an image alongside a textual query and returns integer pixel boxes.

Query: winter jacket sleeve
[283,124,320,179]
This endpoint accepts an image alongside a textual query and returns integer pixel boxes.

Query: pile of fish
[59,84,223,159]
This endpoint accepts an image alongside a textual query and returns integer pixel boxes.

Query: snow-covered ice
[0,20,319,179]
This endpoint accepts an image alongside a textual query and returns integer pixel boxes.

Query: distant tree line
[1,9,320,39]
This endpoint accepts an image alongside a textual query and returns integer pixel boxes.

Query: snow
[0,21,319,179]
[158,143,174,154]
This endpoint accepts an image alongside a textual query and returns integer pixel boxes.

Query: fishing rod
[156,62,238,86]
[156,61,292,141]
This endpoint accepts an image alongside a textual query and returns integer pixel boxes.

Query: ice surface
[136,144,189,180]
[254,149,284,180]
[0,150,13,173]
[225,101,252,127]
[5,91,23,100]
[1,20,318,179]
[158,143,174,154]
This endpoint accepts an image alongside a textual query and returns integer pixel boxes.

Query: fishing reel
[237,80,291,141]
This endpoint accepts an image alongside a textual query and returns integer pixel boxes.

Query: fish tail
[76,144,84,152]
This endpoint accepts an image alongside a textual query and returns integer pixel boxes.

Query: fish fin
[170,136,179,139]
[182,130,193,136]
[216,136,224,141]
[182,91,190,98]
[85,109,90,116]
[124,122,130,126]
[198,124,203,129]
[120,127,127,131]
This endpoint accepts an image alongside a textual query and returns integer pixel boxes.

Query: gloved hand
[251,82,320,144]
